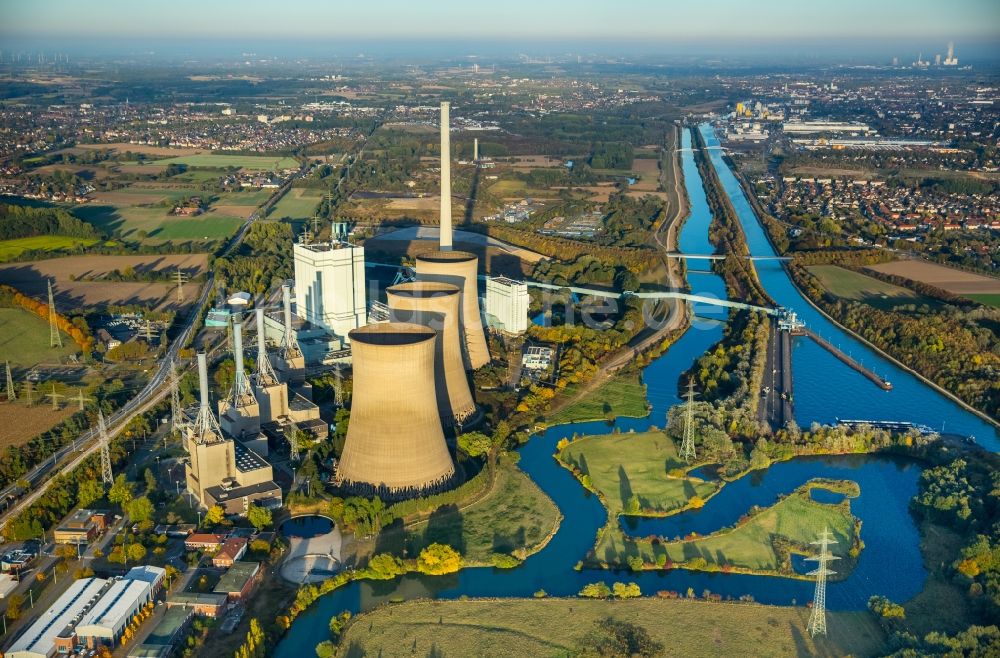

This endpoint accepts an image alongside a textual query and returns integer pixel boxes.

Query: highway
[0,160,311,535]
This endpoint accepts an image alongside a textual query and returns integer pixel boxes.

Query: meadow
[0,235,98,262]
[545,373,649,425]
[558,430,719,515]
[867,259,1000,296]
[806,264,924,309]
[336,597,886,658]
[152,153,298,170]
[266,188,324,221]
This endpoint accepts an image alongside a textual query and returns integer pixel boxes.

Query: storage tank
[415,250,490,370]
[386,281,476,426]
[337,323,455,495]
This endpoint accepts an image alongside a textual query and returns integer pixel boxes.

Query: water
[281,515,335,539]
[698,125,999,449]
[272,126,974,654]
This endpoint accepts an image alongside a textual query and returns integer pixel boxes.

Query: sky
[2,0,999,59]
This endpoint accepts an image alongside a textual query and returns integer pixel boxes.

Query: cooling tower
[415,251,490,370]
[386,281,476,425]
[337,323,455,495]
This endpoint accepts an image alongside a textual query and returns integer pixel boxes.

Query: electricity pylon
[288,421,301,461]
[75,388,92,412]
[5,361,14,401]
[175,269,187,303]
[681,379,697,463]
[98,410,113,486]
[48,279,62,348]
[806,527,839,637]
[46,383,64,411]
[23,380,34,405]
[333,366,344,407]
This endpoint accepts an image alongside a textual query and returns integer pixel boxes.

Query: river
[273,125,985,655]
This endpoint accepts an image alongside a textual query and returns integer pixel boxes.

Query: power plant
[414,101,490,370]
[386,281,476,426]
[335,323,456,497]
[292,222,367,342]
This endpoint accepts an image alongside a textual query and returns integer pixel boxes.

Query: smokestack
[233,322,246,390]
[473,137,478,162]
[255,308,267,365]
[198,352,210,412]
[282,284,293,337]
[440,102,452,251]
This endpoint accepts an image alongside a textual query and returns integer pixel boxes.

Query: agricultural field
[630,156,662,192]
[558,430,719,515]
[75,186,246,243]
[596,481,859,573]
[0,235,99,262]
[266,188,324,221]
[0,253,207,280]
[487,179,561,199]
[0,307,77,368]
[506,155,566,168]
[866,259,1000,296]
[546,373,649,425]
[336,597,886,658]
[151,153,299,170]
[806,264,924,310]
[0,402,78,451]
[372,458,561,563]
[70,143,207,157]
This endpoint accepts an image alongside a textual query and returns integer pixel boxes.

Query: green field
[967,293,1000,308]
[596,481,859,573]
[0,308,78,367]
[336,598,886,658]
[546,373,649,425]
[806,265,924,309]
[266,188,324,221]
[558,430,719,515]
[374,458,560,563]
[152,153,298,170]
[0,235,98,261]
[214,190,273,207]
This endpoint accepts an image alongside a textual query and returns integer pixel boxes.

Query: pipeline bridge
[663,252,791,261]
[365,262,778,316]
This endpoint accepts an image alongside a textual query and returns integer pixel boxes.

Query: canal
[272,125,986,655]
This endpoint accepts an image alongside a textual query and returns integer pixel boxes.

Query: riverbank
[333,597,886,658]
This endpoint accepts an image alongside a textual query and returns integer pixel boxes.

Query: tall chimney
[255,308,267,365]
[473,137,478,162]
[282,284,294,338]
[440,102,452,251]
[233,322,246,390]
[198,352,210,412]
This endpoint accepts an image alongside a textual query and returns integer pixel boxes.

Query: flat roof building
[6,577,108,658]
[53,509,107,545]
[76,571,161,647]
[293,239,367,342]
[485,276,529,335]
[213,561,262,603]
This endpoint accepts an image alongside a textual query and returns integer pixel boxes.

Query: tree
[365,553,406,580]
[415,543,462,575]
[108,474,133,507]
[612,582,642,598]
[246,504,272,531]
[143,468,158,495]
[579,582,612,598]
[126,543,147,562]
[125,496,154,524]
[76,478,104,508]
[204,504,225,526]
[577,617,663,658]
[5,593,24,620]
[457,431,491,458]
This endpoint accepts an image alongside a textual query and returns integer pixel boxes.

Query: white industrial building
[485,276,529,335]
[7,577,108,658]
[293,238,367,341]
[6,566,165,658]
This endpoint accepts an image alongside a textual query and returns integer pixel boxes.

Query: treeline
[690,128,768,306]
[857,266,978,308]
[599,192,663,247]
[0,203,101,240]
[465,223,658,274]
[0,283,93,352]
[790,264,1000,419]
[589,141,634,170]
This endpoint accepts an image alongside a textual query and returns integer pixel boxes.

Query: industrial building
[6,567,165,658]
[485,276,529,335]
[292,231,367,342]
[52,509,108,545]
[336,323,455,497]
[386,281,477,426]
[183,353,281,514]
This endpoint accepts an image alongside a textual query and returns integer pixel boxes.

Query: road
[0,160,312,535]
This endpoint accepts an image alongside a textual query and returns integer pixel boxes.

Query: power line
[806,527,839,637]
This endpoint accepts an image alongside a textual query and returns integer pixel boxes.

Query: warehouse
[76,567,165,649]
[6,577,108,658]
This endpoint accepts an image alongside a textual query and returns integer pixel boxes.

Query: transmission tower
[174,269,187,303]
[23,380,34,405]
[680,379,697,463]
[98,410,114,486]
[143,320,158,344]
[288,421,301,461]
[75,388,92,412]
[46,383,65,411]
[48,279,62,348]
[5,361,14,401]
[333,366,344,407]
[806,527,839,637]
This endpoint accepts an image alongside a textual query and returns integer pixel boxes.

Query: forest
[0,203,101,240]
